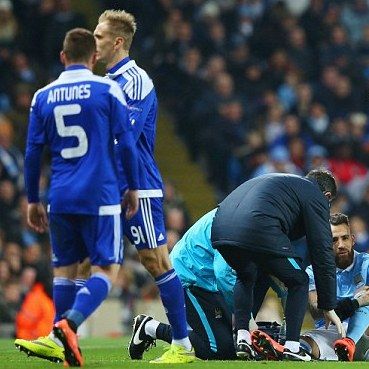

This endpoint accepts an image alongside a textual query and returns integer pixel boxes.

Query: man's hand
[27,203,48,233]
[121,190,139,220]
[354,286,369,307]
[323,309,346,337]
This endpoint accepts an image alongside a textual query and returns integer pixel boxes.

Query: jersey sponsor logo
[127,105,142,112]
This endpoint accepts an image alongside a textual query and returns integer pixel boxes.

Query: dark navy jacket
[211,173,336,310]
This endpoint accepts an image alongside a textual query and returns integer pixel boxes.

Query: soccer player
[16,28,139,367]
[93,10,193,363]
[300,213,369,361]
[211,170,345,361]
[129,209,287,361]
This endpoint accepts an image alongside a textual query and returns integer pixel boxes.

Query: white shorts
[302,324,369,361]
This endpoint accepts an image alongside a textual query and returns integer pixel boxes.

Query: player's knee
[283,270,309,289]
[91,264,119,282]
[300,335,320,359]
[139,247,172,278]
[76,258,91,279]
[141,256,170,277]
[216,339,237,359]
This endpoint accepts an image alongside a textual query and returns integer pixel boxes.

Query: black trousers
[155,286,236,359]
[217,246,309,342]
[185,286,236,360]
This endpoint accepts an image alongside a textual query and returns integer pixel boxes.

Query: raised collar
[106,57,137,77]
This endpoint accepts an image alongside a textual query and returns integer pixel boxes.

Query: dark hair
[63,28,96,63]
[306,169,337,199]
[330,212,350,227]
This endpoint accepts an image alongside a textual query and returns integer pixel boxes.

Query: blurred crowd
[145,0,369,252]
[2,0,369,336]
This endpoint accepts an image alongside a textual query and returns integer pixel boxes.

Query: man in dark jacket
[211,170,345,361]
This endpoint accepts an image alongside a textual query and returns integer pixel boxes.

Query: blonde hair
[98,9,137,51]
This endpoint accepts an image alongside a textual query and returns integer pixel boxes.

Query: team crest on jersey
[214,307,222,319]
[354,274,364,286]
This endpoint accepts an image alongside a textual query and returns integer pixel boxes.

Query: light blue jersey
[25,65,138,215]
[107,57,163,198]
[307,251,369,328]
[170,209,236,310]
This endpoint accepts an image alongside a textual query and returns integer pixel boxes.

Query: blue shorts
[123,197,167,250]
[49,213,122,267]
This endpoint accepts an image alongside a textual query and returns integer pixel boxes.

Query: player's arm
[126,91,156,142]
[308,290,324,320]
[24,94,48,233]
[309,286,367,322]
[303,195,336,311]
[110,83,139,218]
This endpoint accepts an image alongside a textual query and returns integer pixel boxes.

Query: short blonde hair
[98,9,137,51]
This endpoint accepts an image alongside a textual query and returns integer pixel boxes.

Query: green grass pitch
[1,337,368,368]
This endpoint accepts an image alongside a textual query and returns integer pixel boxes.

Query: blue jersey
[106,57,163,198]
[25,65,136,215]
[170,209,236,309]
[307,251,369,327]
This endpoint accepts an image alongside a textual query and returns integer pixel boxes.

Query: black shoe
[236,340,255,360]
[283,348,311,361]
[128,314,156,360]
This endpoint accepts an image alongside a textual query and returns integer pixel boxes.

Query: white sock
[284,340,300,353]
[48,331,63,347]
[172,337,192,351]
[237,329,251,344]
[144,319,160,338]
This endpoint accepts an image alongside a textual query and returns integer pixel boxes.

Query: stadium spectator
[0,0,18,48]
[15,263,54,340]
[350,214,369,253]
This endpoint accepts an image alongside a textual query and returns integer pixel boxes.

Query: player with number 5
[23,28,139,367]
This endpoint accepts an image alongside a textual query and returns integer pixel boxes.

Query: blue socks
[53,277,76,323]
[347,306,369,343]
[155,269,188,340]
[66,273,111,328]
[75,278,87,293]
